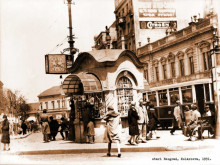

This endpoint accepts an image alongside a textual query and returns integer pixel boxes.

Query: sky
[0,0,217,103]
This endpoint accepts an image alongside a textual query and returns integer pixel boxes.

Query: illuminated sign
[45,54,73,74]
[140,21,177,29]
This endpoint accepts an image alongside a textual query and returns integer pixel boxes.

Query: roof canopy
[62,72,102,95]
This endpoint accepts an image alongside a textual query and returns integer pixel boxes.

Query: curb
[14,145,213,155]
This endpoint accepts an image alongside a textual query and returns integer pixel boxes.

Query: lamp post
[209,26,220,139]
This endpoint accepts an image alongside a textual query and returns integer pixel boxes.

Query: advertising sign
[140,21,177,29]
[139,8,176,17]
[45,54,73,74]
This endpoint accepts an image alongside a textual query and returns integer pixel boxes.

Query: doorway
[195,84,205,114]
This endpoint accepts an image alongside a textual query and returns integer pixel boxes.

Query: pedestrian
[170,100,183,135]
[1,115,10,151]
[128,101,139,145]
[187,104,201,141]
[103,106,121,158]
[60,117,69,140]
[136,100,148,143]
[49,116,59,141]
[21,120,27,135]
[147,104,159,139]
[87,120,95,144]
[40,109,51,142]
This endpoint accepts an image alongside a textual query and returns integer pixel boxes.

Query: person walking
[40,109,51,142]
[87,120,95,144]
[136,100,148,143]
[104,106,121,158]
[60,117,69,140]
[170,100,183,135]
[1,115,10,151]
[49,116,59,141]
[128,101,139,145]
[147,104,159,139]
[21,120,27,135]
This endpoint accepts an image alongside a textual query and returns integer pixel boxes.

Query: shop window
[117,77,133,117]
[189,56,195,74]
[162,64,167,79]
[169,88,179,105]
[148,91,157,106]
[158,90,168,106]
[179,59,185,76]
[171,62,176,78]
[155,66,159,81]
[181,86,193,103]
[204,84,210,102]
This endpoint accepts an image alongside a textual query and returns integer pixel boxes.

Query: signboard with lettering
[140,21,177,29]
[45,54,73,74]
[139,8,176,17]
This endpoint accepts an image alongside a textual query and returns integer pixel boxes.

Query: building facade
[137,13,218,127]
[38,86,71,119]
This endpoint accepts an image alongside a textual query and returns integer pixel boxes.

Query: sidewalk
[3,130,219,155]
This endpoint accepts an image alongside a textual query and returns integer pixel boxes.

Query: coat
[173,106,182,127]
[137,105,149,124]
[49,119,59,135]
[40,114,50,134]
[1,119,10,144]
[148,108,158,131]
[87,121,95,136]
[128,108,139,135]
[104,111,121,143]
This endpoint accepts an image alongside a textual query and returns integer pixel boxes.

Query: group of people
[170,100,215,141]
[40,109,69,142]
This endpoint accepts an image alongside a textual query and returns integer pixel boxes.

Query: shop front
[62,49,148,142]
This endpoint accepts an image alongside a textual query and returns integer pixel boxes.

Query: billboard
[140,21,177,29]
[45,54,73,74]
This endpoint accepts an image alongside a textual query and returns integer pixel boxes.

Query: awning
[62,72,102,95]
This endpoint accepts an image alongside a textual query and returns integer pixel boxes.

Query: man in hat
[170,100,182,135]
[136,99,148,143]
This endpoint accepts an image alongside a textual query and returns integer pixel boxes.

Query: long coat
[148,108,158,131]
[128,108,139,135]
[1,119,10,144]
[173,106,182,127]
[104,111,121,143]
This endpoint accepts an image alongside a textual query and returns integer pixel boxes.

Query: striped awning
[62,72,102,95]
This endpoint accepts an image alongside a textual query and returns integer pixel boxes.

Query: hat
[131,101,136,105]
[3,115,7,119]
[139,99,143,103]
[107,106,114,111]
[176,100,180,103]
[205,105,209,108]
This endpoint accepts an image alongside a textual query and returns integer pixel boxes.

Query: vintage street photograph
[0,0,220,164]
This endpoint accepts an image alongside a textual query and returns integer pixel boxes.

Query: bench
[197,116,215,139]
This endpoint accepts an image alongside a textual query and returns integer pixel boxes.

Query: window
[162,64,167,79]
[169,88,179,105]
[62,100,66,108]
[117,77,133,117]
[181,86,193,103]
[155,66,159,81]
[40,103,43,110]
[158,90,168,106]
[57,100,60,109]
[203,52,211,71]
[51,101,55,109]
[45,102,48,110]
[144,65,149,82]
[204,84,210,102]
[179,59,185,76]
[148,91,157,106]
[171,62,175,77]
[189,56,194,74]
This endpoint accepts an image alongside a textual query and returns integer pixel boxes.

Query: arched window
[116,76,133,116]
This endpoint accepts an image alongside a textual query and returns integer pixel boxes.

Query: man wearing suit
[136,100,149,143]
[170,100,182,135]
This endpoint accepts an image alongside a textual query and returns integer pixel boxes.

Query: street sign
[45,54,73,74]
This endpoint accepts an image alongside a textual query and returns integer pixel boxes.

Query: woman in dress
[104,106,121,158]
[1,115,10,151]
[128,101,139,145]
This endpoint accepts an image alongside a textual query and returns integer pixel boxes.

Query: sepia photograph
[0,0,220,164]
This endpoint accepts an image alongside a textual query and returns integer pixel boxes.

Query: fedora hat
[107,106,114,110]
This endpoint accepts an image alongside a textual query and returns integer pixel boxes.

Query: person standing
[49,116,59,141]
[104,106,121,158]
[136,100,148,143]
[170,100,183,135]
[21,120,27,135]
[40,109,51,142]
[60,117,69,140]
[1,115,10,151]
[128,101,139,145]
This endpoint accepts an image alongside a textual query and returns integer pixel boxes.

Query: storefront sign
[139,8,176,17]
[140,21,177,29]
[45,54,73,74]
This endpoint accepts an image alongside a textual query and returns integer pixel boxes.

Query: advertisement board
[140,21,177,29]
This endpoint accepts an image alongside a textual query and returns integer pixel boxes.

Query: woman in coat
[128,101,139,145]
[1,115,10,151]
[147,104,159,139]
[104,106,121,158]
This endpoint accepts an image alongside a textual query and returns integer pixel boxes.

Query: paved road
[1,147,219,165]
